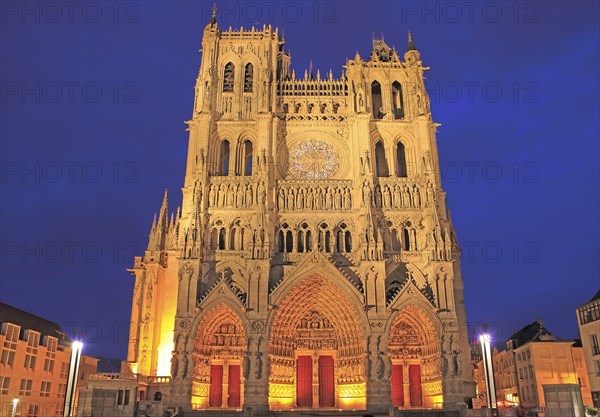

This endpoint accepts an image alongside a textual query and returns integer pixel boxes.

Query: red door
[209,365,223,407]
[296,356,313,407]
[318,356,335,407]
[228,365,241,407]
[409,364,422,406]
[391,364,404,407]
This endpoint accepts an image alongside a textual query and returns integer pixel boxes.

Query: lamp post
[11,398,18,417]
[480,334,499,417]
[63,341,83,417]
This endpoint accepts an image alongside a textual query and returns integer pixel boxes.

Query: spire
[407,31,417,51]
[158,189,169,226]
[210,3,217,25]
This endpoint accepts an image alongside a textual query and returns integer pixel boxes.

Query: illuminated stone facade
[123,10,475,414]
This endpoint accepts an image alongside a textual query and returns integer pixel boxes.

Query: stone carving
[277,182,352,211]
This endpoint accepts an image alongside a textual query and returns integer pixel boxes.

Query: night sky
[1,1,598,360]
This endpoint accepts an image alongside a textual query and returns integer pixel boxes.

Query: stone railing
[278,77,348,97]
[89,373,147,383]
[147,376,171,384]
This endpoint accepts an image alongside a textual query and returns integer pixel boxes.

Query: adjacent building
[577,290,600,407]
[78,8,477,416]
[474,321,592,413]
[0,302,98,417]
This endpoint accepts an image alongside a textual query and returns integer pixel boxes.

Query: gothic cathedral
[124,12,476,415]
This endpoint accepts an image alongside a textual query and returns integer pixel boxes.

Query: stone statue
[255,351,263,380]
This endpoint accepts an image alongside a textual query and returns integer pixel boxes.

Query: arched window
[375,141,389,177]
[306,231,312,252]
[223,63,235,92]
[286,230,293,253]
[396,142,408,178]
[244,63,253,92]
[318,223,331,253]
[219,228,226,250]
[278,230,285,253]
[371,81,383,119]
[392,81,404,120]
[229,229,237,250]
[345,231,352,253]
[243,140,253,176]
[279,223,294,253]
[336,224,351,253]
[219,140,230,175]
[403,228,410,251]
[297,230,304,253]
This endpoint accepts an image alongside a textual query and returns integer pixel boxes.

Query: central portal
[269,275,366,410]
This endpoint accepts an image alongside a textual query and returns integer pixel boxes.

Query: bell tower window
[392,81,404,119]
[371,81,383,119]
[244,63,253,92]
[223,62,235,92]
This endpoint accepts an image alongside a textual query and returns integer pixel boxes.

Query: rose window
[288,139,339,179]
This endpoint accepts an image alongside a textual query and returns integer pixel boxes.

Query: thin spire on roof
[407,31,417,51]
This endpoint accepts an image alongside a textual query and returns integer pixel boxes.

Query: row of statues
[362,182,435,209]
[208,181,267,208]
[277,184,352,211]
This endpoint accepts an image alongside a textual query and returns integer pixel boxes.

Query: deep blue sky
[1,1,599,360]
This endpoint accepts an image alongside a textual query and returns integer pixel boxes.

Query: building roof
[0,302,71,345]
[508,320,556,348]
[590,289,600,303]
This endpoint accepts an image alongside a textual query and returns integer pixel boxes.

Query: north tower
[122,11,476,415]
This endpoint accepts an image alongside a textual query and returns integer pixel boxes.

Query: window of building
[278,223,293,253]
[1,323,19,367]
[243,140,253,176]
[0,376,10,394]
[19,379,32,395]
[24,330,40,370]
[41,381,51,397]
[318,223,332,253]
[60,362,69,378]
[44,337,57,373]
[391,81,404,120]
[117,389,124,405]
[223,62,235,92]
[591,334,600,355]
[396,142,408,177]
[374,141,389,177]
[58,383,66,398]
[244,63,253,93]
[595,360,600,376]
[27,403,39,417]
[124,389,131,405]
[219,140,230,175]
[371,81,383,119]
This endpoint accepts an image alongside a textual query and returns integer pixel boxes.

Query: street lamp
[480,334,499,417]
[63,341,83,417]
[11,398,18,417]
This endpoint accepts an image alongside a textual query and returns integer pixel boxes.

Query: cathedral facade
[123,12,475,414]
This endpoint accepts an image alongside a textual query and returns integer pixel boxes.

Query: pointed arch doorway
[388,305,443,409]
[268,275,367,410]
[191,304,246,410]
